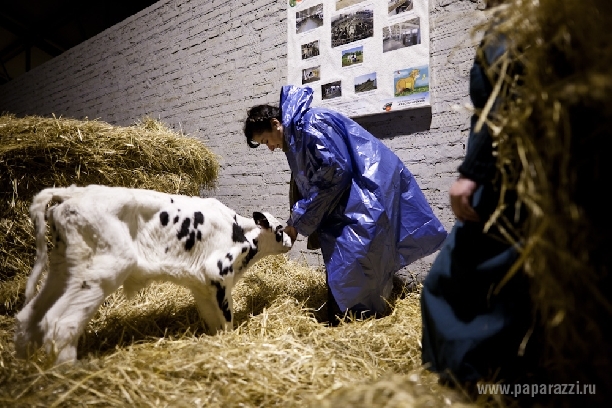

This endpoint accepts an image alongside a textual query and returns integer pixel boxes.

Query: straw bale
[476,0,612,403]
[0,114,220,313]
[0,114,218,199]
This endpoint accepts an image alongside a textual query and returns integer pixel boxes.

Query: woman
[244,85,447,321]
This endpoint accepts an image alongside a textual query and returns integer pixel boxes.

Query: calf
[14,184,293,364]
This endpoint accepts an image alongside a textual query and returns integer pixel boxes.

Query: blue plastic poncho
[281,85,448,314]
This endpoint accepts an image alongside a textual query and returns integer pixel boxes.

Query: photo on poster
[383,17,421,53]
[380,65,430,112]
[322,81,342,100]
[394,65,429,97]
[341,46,363,67]
[302,66,321,84]
[301,40,320,60]
[336,0,366,11]
[331,7,374,47]
[388,0,414,16]
[296,4,324,34]
[354,72,377,93]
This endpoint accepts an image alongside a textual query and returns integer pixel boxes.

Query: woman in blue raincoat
[244,85,447,321]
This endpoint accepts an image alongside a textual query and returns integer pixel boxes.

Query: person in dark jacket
[244,85,448,322]
[420,0,535,388]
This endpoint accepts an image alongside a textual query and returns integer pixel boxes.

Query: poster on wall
[287,0,430,118]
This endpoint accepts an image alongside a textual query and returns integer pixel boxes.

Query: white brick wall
[0,0,487,276]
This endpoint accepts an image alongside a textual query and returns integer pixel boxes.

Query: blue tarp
[281,85,447,314]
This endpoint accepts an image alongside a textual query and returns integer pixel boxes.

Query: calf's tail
[25,186,76,304]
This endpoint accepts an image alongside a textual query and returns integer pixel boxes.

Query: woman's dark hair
[244,105,281,148]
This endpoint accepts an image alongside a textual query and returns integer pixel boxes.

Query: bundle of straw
[479,0,612,404]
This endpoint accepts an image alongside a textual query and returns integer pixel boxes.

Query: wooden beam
[25,43,31,72]
[0,12,65,58]
[0,39,24,63]
[0,60,11,84]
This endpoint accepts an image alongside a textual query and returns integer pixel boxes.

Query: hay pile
[0,114,219,312]
[0,114,218,200]
[481,0,612,403]
[0,256,485,408]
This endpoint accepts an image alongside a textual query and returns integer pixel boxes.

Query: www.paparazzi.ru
[477,382,596,398]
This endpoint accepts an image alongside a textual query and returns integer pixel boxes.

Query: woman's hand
[449,176,481,223]
[284,225,298,244]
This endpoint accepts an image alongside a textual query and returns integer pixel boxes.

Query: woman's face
[252,119,284,151]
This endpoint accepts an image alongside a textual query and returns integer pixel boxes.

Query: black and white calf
[14,184,294,364]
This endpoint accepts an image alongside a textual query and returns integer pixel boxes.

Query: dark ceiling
[0,0,159,85]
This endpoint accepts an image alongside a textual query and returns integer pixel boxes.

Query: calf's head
[253,212,293,255]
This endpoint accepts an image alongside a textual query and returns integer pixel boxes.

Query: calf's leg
[41,279,106,364]
[191,281,233,334]
[41,253,136,364]
[14,245,70,359]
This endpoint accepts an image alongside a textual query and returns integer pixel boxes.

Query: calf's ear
[253,212,270,229]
